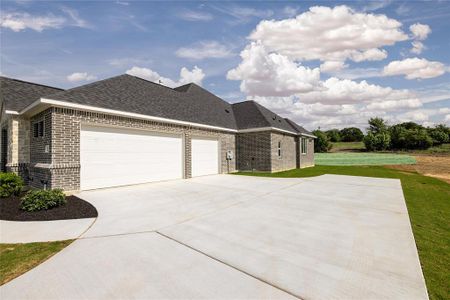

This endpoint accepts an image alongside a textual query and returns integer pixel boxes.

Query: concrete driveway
[1,175,428,300]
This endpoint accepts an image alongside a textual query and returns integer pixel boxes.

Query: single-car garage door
[191,138,219,177]
[80,126,183,190]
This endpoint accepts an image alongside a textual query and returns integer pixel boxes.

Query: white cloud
[410,41,425,54]
[60,7,90,29]
[177,10,212,21]
[409,23,431,40]
[227,42,321,97]
[299,77,419,105]
[67,72,97,82]
[1,8,89,32]
[176,41,234,60]
[126,66,205,87]
[383,58,446,79]
[282,6,299,17]
[366,99,422,110]
[0,12,65,32]
[320,61,348,73]
[249,5,408,64]
[445,114,450,124]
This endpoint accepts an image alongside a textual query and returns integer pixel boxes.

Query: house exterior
[1,75,315,191]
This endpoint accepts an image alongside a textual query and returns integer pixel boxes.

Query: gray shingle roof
[232,101,298,133]
[2,74,312,134]
[0,76,63,112]
[45,74,238,129]
[285,118,315,136]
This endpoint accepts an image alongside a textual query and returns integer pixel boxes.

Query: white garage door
[191,138,219,177]
[80,126,183,190]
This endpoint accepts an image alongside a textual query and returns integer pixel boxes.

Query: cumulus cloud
[176,41,234,60]
[410,23,431,40]
[67,72,97,82]
[1,8,90,32]
[299,77,419,105]
[227,42,321,97]
[383,58,446,79]
[249,5,408,64]
[409,23,431,54]
[126,66,205,87]
[366,99,422,110]
[320,61,348,73]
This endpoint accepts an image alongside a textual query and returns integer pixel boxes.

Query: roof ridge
[0,76,64,91]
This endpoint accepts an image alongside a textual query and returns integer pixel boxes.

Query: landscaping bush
[312,130,332,153]
[389,123,433,150]
[363,132,391,151]
[340,127,364,142]
[20,189,66,212]
[0,172,24,198]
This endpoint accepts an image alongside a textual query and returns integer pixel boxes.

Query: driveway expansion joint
[155,231,304,300]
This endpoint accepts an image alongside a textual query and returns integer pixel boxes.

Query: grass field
[331,141,365,152]
[315,152,416,165]
[236,165,450,300]
[0,240,73,285]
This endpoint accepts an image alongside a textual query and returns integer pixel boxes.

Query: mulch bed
[0,193,98,221]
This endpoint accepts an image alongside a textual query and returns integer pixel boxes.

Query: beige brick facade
[270,132,297,172]
[28,107,236,190]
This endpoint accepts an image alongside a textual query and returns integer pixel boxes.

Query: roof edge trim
[5,110,19,115]
[238,127,298,135]
[21,98,238,133]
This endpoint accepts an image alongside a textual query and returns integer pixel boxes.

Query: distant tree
[312,130,332,153]
[368,117,388,134]
[427,124,450,145]
[340,127,364,142]
[389,123,433,150]
[325,129,341,142]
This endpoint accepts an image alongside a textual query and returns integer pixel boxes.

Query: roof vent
[272,116,276,120]
[278,119,281,122]
[225,109,230,113]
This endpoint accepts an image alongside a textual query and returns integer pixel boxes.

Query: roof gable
[0,76,63,112]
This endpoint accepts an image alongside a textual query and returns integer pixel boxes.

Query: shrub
[20,189,66,212]
[312,130,332,153]
[364,132,391,151]
[340,127,364,142]
[368,117,388,134]
[0,172,24,198]
[389,124,433,150]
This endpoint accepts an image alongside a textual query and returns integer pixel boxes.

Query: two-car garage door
[80,126,219,190]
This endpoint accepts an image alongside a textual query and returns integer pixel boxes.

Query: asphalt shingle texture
[0,76,63,112]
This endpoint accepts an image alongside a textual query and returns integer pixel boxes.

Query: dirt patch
[386,154,450,184]
[0,194,98,221]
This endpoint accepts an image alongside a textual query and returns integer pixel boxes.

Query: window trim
[33,120,44,138]
[277,141,282,157]
[301,138,307,155]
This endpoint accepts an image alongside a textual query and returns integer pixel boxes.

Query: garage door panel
[80,126,183,190]
[192,139,219,177]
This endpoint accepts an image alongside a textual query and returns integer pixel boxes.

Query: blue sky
[1,0,449,130]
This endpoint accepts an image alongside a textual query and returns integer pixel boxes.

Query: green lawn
[0,240,73,285]
[236,166,449,300]
[315,152,416,165]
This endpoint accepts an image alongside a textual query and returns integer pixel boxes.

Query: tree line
[312,117,450,152]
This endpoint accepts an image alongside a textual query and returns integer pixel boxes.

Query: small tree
[363,132,390,151]
[312,130,332,153]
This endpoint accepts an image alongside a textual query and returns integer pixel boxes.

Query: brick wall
[270,132,297,172]
[299,137,315,168]
[30,107,236,190]
[236,131,271,171]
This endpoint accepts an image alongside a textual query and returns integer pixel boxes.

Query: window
[33,121,44,138]
[301,138,307,154]
[277,141,282,157]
